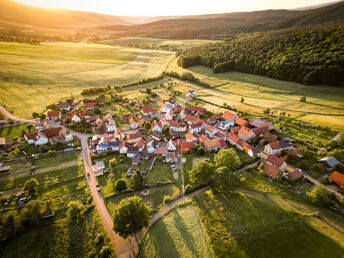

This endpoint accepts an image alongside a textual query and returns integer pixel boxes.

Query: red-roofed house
[185,133,197,144]
[198,134,209,145]
[328,171,344,188]
[207,114,221,125]
[205,126,217,138]
[180,141,194,153]
[234,117,248,127]
[152,121,163,133]
[203,139,222,152]
[189,122,203,134]
[227,132,243,150]
[169,121,186,132]
[47,111,61,121]
[126,133,142,143]
[264,163,281,180]
[267,155,286,170]
[185,106,206,115]
[238,126,255,141]
[24,131,48,146]
[129,116,139,129]
[214,131,227,141]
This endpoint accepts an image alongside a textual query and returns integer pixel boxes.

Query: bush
[163,195,172,204]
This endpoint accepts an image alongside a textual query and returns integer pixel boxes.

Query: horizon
[13,0,338,17]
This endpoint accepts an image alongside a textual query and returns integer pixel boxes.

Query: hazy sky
[14,0,336,16]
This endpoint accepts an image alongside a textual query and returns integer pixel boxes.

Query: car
[144,184,151,188]
[156,181,163,185]
[121,189,133,193]
[96,183,99,187]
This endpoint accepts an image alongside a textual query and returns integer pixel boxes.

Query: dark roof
[318,156,340,167]
[267,155,285,168]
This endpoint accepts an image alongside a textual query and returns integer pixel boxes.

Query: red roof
[234,117,248,126]
[185,133,196,141]
[269,141,281,150]
[206,126,216,133]
[127,133,142,140]
[328,171,344,187]
[142,107,153,113]
[264,163,280,179]
[239,126,254,137]
[47,111,61,119]
[227,132,240,143]
[180,141,194,153]
[190,122,203,129]
[186,106,206,113]
[267,155,285,168]
[134,139,145,149]
[222,111,236,121]
[168,120,181,128]
[289,169,304,179]
[208,114,221,123]
[155,146,168,155]
[220,139,227,148]
[215,131,226,139]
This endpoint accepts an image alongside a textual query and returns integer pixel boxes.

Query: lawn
[194,189,344,258]
[138,202,214,258]
[0,41,174,118]
[0,123,29,140]
[144,160,174,185]
[166,58,344,129]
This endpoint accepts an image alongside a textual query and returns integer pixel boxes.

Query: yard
[138,202,214,258]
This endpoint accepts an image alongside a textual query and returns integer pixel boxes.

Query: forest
[177,26,344,86]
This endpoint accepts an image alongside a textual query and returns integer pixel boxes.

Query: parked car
[96,183,100,192]
[144,184,151,188]
[121,189,133,193]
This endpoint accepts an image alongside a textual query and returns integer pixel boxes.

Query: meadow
[166,58,344,129]
[0,41,174,118]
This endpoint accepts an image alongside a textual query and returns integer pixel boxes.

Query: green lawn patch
[0,123,28,140]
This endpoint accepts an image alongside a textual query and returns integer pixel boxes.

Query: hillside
[177,26,344,86]
[102,2,344,39]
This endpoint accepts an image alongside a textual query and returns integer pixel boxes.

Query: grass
[166,58,344,129]
[0,41,174,118]
[144,160,174,185]
[0,123,28,140]
[194,189,344,258]
[138,203,214,258]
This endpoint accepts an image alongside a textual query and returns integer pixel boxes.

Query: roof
[249,118,265,128]
[134,139,145,149]
[328,171,344,187]
[267,155,285,168]
[168,120,181,128]
[132,154,141,163]
[97,144,108,149]
[260,152,269,160]
[198,134,209,142]
[239,126,254,137]
[318,156,340,167]
[154,146,168,155]
[203,139,222,151]
[59,102,70,109]
[215,131,226,139]
[220,139,227,148]
[185,133,196,141]
[207,114,221,123]
[264,163,280,179]
[251,146,261,155]
[185,106,206,113]
[142,107,154,113]
[44,127,62,137]
[127,133,142,140]
[190,122,203,129]
[206,126,216,133]
[234,117,248,126]
[129,116,138,124]
[289,169,304,179]
[25,130,47,142]
[127,146,139,154]
[152,121,162,129]
[269,141,281,150]
[221,111,236,121]
[84,102,95,109]
[231,126,242,134]
[227,132,240,143]
[253,126,269,135]
[0,138,6,145]
[264,133,278,143]
[180,141,194,153]
[280,139,292,149]
[47,111,61,118]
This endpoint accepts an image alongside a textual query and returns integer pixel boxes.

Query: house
[59,102,70,111]
[266,155,286,170]
[260,152,269,162]
[218,111,237,130]
[167,139,177,151]
[151,131,164,141]
[119,142,129,154]
[198,134,209,145]
[99,135,115,145]
[264,140,293,156]
[49,135,63,146]
[96,144,108,152]
[252,126,269,136]
[95,116,103,127]
[188,122,202,134]
[285,165,304,180]
[165,109,174,120]
[234,117,248,127]
[187,90,196,99]
[129,116,139,129]
[248,146,261,157]
[127,147,139,158]
[169,121,186,132]
[24,131,48,145]
[227,132,243,150]
[249,118,274,131]
[203,139,222,152]
[264,163,281,180]
[108,141,121,151]
[134,139,145,152]
[318,156,340,169]
[214,131,227,141]
[185,133,197,144]
[152,121,163,133]
[154,146,168,156]
[263,132,278,143]
[328,171,344,188]
[126,133,142,144]
[205,126,217,138]
[185,106,206,115]
[106,118,116,132]
[68,112,90,123]
[147,141,159,154]
[93,161,105,176]
[0,163,11,174]
[47,111,62,121]
[161,98,176,112]
[180,141,194,153]
[114,128,121,139]
[238,126,255,141]
[84,102,96,111]
[207,114,221,125]
[166,152,176,163]
[142,107,158,117]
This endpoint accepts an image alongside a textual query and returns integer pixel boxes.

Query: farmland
[166,58,344,129]
[0,41,174,118]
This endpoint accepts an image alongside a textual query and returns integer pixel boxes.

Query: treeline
[164,71,210,87]
[178,26,344,86]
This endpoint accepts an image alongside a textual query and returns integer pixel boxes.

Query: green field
[0,41,174,118]
[138,202,214,258]
[166,58,344,129]
[0,123,28,140]
[194,190,344,258]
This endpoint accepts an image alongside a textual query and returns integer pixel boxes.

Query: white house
[96,144,108,152]
[147,141,157,154]
[129,116,139,130]
[165,109,174,121]
[205,126,217,138]
[167,139,177,151]
[127,147,139,158]
[218,111,236,130]
[120,142,128,154]
[106,119,116,132]
[152,121,163,133]
[24,131,48,146]
[264,140,293,156]
[189,122,203,134]
[108,141,121,151]
[169,121,186,132]
[47,111,62,121]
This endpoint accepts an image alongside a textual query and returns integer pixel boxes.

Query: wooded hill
[178,26,344,86]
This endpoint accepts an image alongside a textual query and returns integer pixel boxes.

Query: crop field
[166,58,344,129]
[194,190,344,258]
[138,202,214,258]
[0,123,28,140]
[0,41,174,118]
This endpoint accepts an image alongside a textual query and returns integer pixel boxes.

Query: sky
[14,0,337,16]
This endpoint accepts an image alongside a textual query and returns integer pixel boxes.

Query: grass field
[0,41,174,118]
[166,58,344,129]
[138,202,214,258]
[194,190,344,258]
[0,123,28,140]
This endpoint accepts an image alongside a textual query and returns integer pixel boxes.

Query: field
[194,189,344,258]
[166,58,344,129]
[0,123,28,140]
[138,202,214,258]
[0,41,174,118]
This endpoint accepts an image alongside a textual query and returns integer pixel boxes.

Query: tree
[100,246,112,258]
[94,107,101,115]
[263,108,270,115]
[113,196,151,238]
[307,185,331,206]
[0,211,21,241]
[61,108,67,115]
[109,157,118,168]
[47,150,56,157]
[26,124,33,132]
[213,167,240,192]
[144,122,151,131]
[21,200,43,226]
[40,114,46,120]
[129,170,144,191]
[32,112,39,118]
[95,233,105,247]
[300,96,306,102]
[241,97,244,103]
[189,159,215,185]
[214,149,241,171]
[42,200,54,216]
[66,200,85,223]
[115,179,127,192]
[23,178,39,197]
